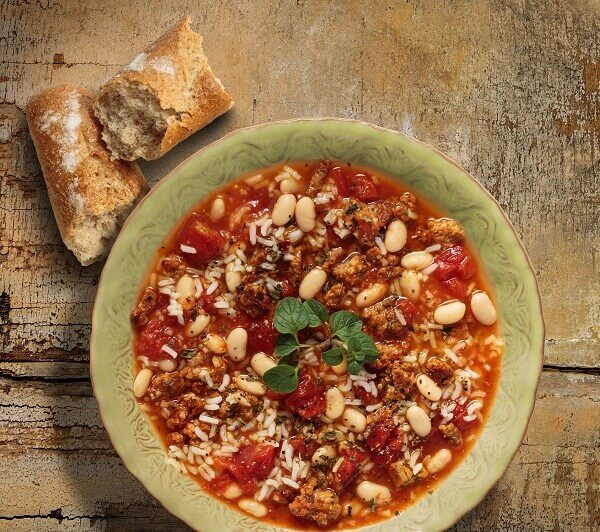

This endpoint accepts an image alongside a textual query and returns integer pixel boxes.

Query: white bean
[416,374,442,401]
[342,407,367,433]
[295,196,316,232]
[235,375,267,396]
[433,300,466,325]
[271,193,297,226]
[185,314,210,337]
[356,481,392,505]
[223,483,243,499]
[356,283,388,308]
[280,177,303,194]
[158,358,178,372]
[250,352,276,377]
[406,404,432,437]
[401,251,434,270]
[312,445,337,466]
[176,275,196,309]
[470,291,498,325]
[205,333,227,354]
[226,327,247,362]
[228,391,251,407]
[133,368,153,398]
[384,219,408,252]
[325,387,345,420]
[427,448,452,473]
[238,498,267,518]
[225,263,242,293]
[398,269,420,299]
[299,268,327,300]
[210,197,226,221]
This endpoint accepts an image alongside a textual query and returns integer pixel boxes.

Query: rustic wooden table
[1,1,598,530]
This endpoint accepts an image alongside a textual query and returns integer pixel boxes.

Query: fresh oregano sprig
[263,297,379,393]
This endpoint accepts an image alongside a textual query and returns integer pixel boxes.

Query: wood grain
[1,0,598,529]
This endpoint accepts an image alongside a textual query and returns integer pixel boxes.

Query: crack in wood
[543,364,600,376]
[1,60,123,68]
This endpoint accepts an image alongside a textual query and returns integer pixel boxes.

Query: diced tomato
[365,419,403,465]
[134,317,181,360]
[366,419,395,452]
[288,435,320,460]
[246,319,278,354]
[337,446,369,489]
[279,279,295,298]
[425,425,445,446]
[329,167,379,202]
[209,474,233,493]
[248,188,271,211]
[248,445,278,478]
[443,277,469,298]
[353,385,380,406]
[198,293,217,315]
[434,245,476,298]
[356,218,376,242]
[156,291,171,307]
[330,166,352,197]
[351,174,379,202]
[177,214,225,267]
[396,297,418,324]
[265,390,288,402]
[376,437,403,465]
[435,245,475,281]
[449,402,477,431]
[336,460,357,489]
[285,368,326,420]
[225,444,278,494]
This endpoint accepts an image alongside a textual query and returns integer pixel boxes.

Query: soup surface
[131,160,503,529]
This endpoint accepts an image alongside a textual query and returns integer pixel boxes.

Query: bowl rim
[90,117,544,531]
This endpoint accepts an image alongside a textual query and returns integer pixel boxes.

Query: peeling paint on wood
[0,0,598,529]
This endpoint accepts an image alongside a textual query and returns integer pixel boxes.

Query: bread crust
[97,16,234,160]
[26,84,148,265]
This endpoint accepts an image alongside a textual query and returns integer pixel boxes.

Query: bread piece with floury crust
[26,84,148,266]
[95,16,234,161]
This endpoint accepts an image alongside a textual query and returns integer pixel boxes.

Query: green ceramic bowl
[91,119,544,531]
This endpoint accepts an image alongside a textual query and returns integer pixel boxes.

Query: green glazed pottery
[91,119,544,531]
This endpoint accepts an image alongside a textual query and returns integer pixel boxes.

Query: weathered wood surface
[0,0,598,530]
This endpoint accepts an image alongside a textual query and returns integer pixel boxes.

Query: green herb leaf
[274,333,299,358]
[347,359,362,375]
[330,310,363,341]
[182,348,197,359]
[369,498,376,512]
[347,331,378,360]
[303,299,328,327]
[322,347,345,366]
[263,364,299,393]
[352,349,365,363]
[363,350,379,364]
[273,297,310,334]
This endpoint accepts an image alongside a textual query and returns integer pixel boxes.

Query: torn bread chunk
[95,16,234,161]
[26,84,148,265]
